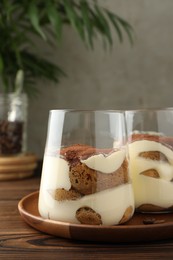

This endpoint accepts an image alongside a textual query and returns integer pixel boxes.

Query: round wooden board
[0,153,38,165]
[18,191,173,243]
[0,171,34,180]
[0,153,38,180]
[0,163,37,173]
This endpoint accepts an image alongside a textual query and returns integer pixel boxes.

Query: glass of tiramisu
[38,110,134,225]
[126,109,173,213]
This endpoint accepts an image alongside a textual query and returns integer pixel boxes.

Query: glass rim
[49,109,125,114]
[125,107,173,113]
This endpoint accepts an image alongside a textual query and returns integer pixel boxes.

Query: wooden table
[1,173,173,260]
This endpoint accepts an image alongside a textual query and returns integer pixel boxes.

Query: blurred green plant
[0,0,133,96]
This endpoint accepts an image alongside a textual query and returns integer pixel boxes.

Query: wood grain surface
[1,170,173,259]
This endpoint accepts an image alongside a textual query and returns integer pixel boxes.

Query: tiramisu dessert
[129,132,173,212]
[38,144,134,225]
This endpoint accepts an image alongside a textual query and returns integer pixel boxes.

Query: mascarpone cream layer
[41,156,71,191]
[38,183,134,225]
[132,175,173,208]
[81,150,126,173]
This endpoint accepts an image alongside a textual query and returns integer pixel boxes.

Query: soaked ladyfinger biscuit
[76,206,102,225]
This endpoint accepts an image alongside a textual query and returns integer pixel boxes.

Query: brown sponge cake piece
[76,206,102,225]
[139,151,168,162]
[140,169,160,178]
[69,163,97,195]
[54,188,82,201]
[119,206,133,224]
[60,144,129,196]
[96,159,129,192]
[69,159,128,195]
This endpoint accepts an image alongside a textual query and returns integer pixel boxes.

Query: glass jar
[0,93,28,155]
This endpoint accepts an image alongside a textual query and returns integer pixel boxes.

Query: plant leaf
[0,0,134,96]
[0,54,4,74]
[28,1,47,40]
[64,0,85,41]
[114,14,134,45]
[47,1,62,42]
[94,4,112,46]
[106,11,123,43]
[80,0,94,48]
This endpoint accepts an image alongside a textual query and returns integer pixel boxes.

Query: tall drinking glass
[39,110,134,225]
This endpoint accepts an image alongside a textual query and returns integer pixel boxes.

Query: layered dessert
[129,133,173,212]
[38,144,134,225]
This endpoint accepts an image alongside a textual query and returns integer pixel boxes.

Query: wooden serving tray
[18,191,173,243]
